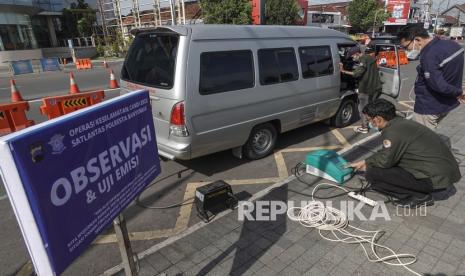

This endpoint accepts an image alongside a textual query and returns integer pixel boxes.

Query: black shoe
[392,194,434,208]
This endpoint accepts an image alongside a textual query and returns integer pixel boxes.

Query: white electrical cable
[287,182,421,276]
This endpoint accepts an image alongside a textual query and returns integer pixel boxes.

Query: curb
[102,131,382,276]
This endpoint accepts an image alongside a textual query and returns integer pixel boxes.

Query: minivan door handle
[151,97,161,101]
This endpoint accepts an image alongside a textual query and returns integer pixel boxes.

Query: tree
[200,0,251,24]
[265,0,300,25]
[348,0,390,33]
[61,0,96,37]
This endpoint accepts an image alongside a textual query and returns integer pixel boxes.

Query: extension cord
[287,182,421,275]
[348,191,377,207]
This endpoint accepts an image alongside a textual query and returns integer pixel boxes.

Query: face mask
[406,41,420,60]
[368,122,379,132]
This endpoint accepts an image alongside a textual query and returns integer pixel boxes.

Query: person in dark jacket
[340,46,382,134]
[349,99,461,208]
[398,25,465,130]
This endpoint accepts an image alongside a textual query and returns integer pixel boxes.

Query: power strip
[348,192,377,207]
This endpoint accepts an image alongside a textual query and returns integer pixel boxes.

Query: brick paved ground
[114,105,465,276]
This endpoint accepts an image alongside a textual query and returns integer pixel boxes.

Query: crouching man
[349,99,461,208]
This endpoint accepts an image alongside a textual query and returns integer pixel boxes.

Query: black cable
[136,196,195,209]
[135,168,194,210]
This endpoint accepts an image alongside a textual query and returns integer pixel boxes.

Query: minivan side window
[199,50,254,95]
[258,48,299,85]
[299,46,334,79]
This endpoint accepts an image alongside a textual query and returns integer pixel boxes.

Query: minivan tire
[330,98,357,128]
[244,123,277,160]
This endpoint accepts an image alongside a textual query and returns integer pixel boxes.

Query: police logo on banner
[48,134,66,154]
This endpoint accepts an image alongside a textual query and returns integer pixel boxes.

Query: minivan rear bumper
[157,142,191,160]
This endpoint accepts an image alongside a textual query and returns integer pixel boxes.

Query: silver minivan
[120,25,401,160]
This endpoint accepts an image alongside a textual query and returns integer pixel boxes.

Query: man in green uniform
[340,46,382,134]
[349,99,461,208]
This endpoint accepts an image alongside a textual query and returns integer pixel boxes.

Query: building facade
[0,0,100,66]
[0,0,63,51]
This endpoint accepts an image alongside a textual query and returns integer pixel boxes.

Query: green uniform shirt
[353,54,382,96]
[366,117,461,190]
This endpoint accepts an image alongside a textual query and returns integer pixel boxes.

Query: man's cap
[347,45,362,57]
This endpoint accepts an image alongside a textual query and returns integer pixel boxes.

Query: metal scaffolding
[97,0,186,41]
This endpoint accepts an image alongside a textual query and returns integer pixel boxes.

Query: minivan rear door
[120,28,188,159]
[374,44,402,99]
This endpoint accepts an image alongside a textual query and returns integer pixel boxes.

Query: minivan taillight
[170,102,189,137]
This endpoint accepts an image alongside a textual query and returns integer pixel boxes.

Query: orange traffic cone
[69,72,80,94]
[103,59,108,69]
[10,79,24,102]
[109,69,119,89]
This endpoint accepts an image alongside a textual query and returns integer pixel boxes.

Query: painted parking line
[331,129,351,147]
[0,195,7,201]
[94,126,361,244]
[398,101,414,109]
[278,145,340,153]
[273,151,289,180]
[104,131,383,276]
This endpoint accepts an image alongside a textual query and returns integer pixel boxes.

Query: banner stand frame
[114,214,138,276]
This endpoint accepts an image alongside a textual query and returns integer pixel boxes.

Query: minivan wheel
[330,98,356,128]
[244,123,277,160]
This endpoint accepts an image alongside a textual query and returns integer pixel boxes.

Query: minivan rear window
[199,50,254,95]
[122,33,178,89]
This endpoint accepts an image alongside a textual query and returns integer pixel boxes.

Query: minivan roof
[132,25,353,41]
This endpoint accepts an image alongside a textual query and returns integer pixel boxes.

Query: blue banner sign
[0,90,160,275]
[40,58,61,72]
[11,60,33,75]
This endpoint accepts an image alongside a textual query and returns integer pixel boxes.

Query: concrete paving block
[158,264,183,276]
[444,243,465,259]
[277,244,306,265]
[175,258,196,272]
[200,245,221,259]
[432,260,458,275]
[244,243,265,258]
[254,236,273,250]
[144,251,173,273]
[212,238,234,251]
[399,244,421,255]
[416,226,436,238]
[273,237,295,251]
[405,237,427,251]
[417,251,439,268]
[322,250,345,266]
[302,266,327,276]
[255,265,278,276]
[280,266,302,276]
[266,256,287,273]
[439,251,461,267]
[159,245,187,265]
[410,261,435,275]
[395,224,415,237]
[337,258,360,274]
[230,259,265,276]
[137,259,159,276]
[186,250,210,265]
[427,238,451,251]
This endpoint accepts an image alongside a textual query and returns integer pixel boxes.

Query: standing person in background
[340,45,382,134]
[397,25,465,130]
